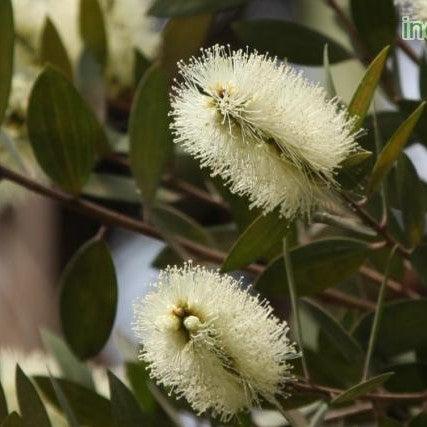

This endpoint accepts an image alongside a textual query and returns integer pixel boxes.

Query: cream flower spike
[133,263,297,421]
[170,45,359,218]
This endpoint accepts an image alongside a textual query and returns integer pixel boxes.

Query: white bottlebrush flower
[100,0,161,88]
[133,263,297,421]
[170,45,359,218]
[11,0,160,89]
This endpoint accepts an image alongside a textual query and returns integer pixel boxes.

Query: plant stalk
[283,237,309,380]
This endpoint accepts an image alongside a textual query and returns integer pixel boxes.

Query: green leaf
[367,102,426,195]
[41,329,94,389]
[378,416,403,427]
[256,238,369,297]
[83,173,141,205]
[0,0,14,124]
[336,149,373,189]
[129,65,172,204]
[331,372,393,405]
[300,299,363,363]
[47,374,80,427]
[75,50,108,146]
[277,393,319,411]
[149,0,247,17]
[353,299,427,358]
[410,413,427,427]
[323,44,337,99]
[0,382,7,423]
[34,376,113,427]
[384,363,427,392]
[350,0,397,55]
[60,239,118,359]
[108,371,147,427]
[160,14,211,76]
[222,211,291,272]
[40,18,73,80]
[212,176,260,232]
[151,204,214,245]
[134,49,151,87]
[125,363,157,414]
[348,46,390,131]
[16,366,52,427]
[395,154,425,247]
[233,20,352,66]
[27,66,105,195]
[399,99,427,147]
[1,413,23,427]
[79,0,107,67]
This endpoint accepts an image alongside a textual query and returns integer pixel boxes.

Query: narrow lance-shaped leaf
[34,376,113,427]
[129,65,172,204]
[134,49,151,86]
[395,154,426,248]
[0,382,7,422]
[256,238,369,297]
[27,66,107,195]
[41,329,94,389]
[16,366,52,427]
[0,0,14,125]
[300,299,363,364]
[160,14,212,77]
[60,238,118,359]
[79,0,107,67]
[331,372,394,405]
[323,44,337,99]
[149,0,248,17]
[1,413,23,427]
[40,18,73,80]
[353,299,427,358]
[108,371,147,427]
[367,102,426,196]
[233,20,352,66]
[222,210,291,272]
[348,46,390,131]
[125,363,157,414]
[47,373,80,427]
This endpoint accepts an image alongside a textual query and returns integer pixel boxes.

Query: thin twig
[0,163,377,313]
[293,380,427,403]
[283,237,310,380]
[362,246,398,380]
[342,192,411,259]
[396,37,420,65]
[359,265,420,299]
[324,0,399,103]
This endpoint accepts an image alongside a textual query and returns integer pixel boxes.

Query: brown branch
[359,265,421,299]
[342,192,411,259]
[325,402,373,423]
[294,380,427,403]
[319,288,376,310]
[0,163,373,312]
[324,0,399,103]
[396,37,420,66]
[4,163,427,404]
[107,154,229,212]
